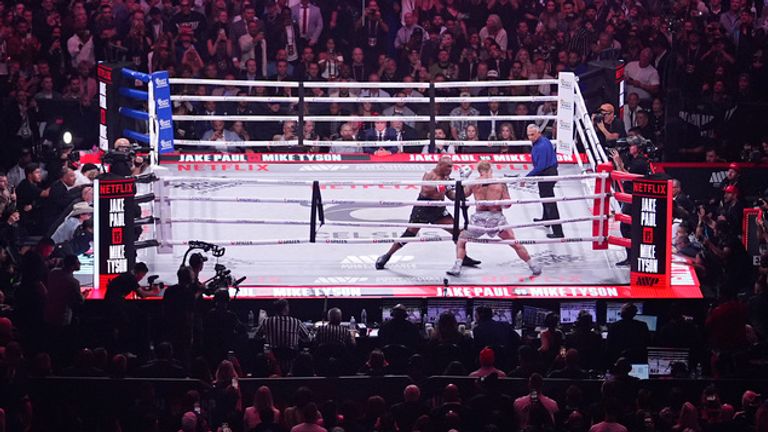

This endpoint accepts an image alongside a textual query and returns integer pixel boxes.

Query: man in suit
[291,0,323,49]
[363,116,398,154]
[477,100,507,144]
[390,119,420,153]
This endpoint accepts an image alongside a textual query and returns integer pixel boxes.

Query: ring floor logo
[313,276,369,284]
[298,165,350,171]
[169,180,245,193]
[341,255,415,269]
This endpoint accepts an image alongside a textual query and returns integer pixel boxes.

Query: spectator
[291,0,323,50]
[449,93,479,141]
[137,341,187,378]
[470,347,507,378]
[390,385,430,432]
[203,289,246,364]
[589,399,628,432]
[362,116,398,155]
[480,15,509,51]
[15,163,49,234]
[42,254,83,328]
[202,120,243,152]
[624,48,660,103]
[73,163,99,187]
[565,310,604,371]
[472,306,520,355]
[245,386,282,431]
[606,303,650,364]
[378,303,422,349]
[514,373,559,429]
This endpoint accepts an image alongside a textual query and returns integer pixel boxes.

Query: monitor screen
[474,300,514,324]
[630,364,650,380]
[522,306,552,328]
[426,300,468,324]
[606,302,644,323]
[559,301,597,324]
[382,303,422,323]
[635,315,658,331]
[648,347,689,376]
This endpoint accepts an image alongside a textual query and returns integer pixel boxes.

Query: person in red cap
[470,347,507,378]
[723,163,740,190]
[719,184,744,235]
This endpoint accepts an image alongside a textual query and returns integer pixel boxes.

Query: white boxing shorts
[464,211,508,239]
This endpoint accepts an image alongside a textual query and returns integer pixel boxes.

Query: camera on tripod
[203,263,246,296]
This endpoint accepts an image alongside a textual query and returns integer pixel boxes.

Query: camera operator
[104,262,151,352]
[105,138,142,177]
[163,266,197,363]
[188,252,207,290]
[610,137,651,266]
[592,103,627,147]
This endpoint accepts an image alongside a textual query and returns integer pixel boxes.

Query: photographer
[105,138,142,178]
[610,137,650,266]
[593,103,627,147]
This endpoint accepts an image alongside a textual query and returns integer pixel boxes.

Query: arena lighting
[62,130,73,145]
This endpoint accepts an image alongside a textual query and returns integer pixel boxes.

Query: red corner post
[592,163,613,249]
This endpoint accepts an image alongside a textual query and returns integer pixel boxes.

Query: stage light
[62,131,73,145]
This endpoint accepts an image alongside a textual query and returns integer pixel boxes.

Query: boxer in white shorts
[447,161,542,277]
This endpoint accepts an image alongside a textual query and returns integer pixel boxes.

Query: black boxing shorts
[408,195,450,224]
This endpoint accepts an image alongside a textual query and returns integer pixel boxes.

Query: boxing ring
[89,66,701,299]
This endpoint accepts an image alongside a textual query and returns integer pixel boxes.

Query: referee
[526,124,564,238]
[255,299,311,350]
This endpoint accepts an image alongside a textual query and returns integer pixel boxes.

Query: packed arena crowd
[1,0,768,431]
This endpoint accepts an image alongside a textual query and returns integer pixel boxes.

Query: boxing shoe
[462,256,481,267]
[446,261,462,277]
[375,254,391,270]
[546,233,564,239]
[529,262,542,276]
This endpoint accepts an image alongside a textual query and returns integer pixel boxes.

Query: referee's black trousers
[537,166,564,236]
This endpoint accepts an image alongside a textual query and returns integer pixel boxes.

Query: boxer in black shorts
[375,156,480,269]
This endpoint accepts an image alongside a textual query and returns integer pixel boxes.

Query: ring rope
[168,95,559,104]
[172,139,549,147]
[169,78,300,88]
[163,173,606,187]
[162,193,606,207]
[162,214,606,232]
[433,79,558,88]
[171,114,558,123]
[160,235,602,247]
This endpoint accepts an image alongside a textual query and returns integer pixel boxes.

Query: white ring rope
[295,81,432,89]
[172,139,550,148]
[171,114,557,123]
[162,214,605,232]
[169,78,300,88]
[433,79,558,88]
[167,77,556,90]
[161,235,602,247]
[171,95,300,103]
[162,193,606,208]
[164,172,607,187]
[169,94,559,104]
